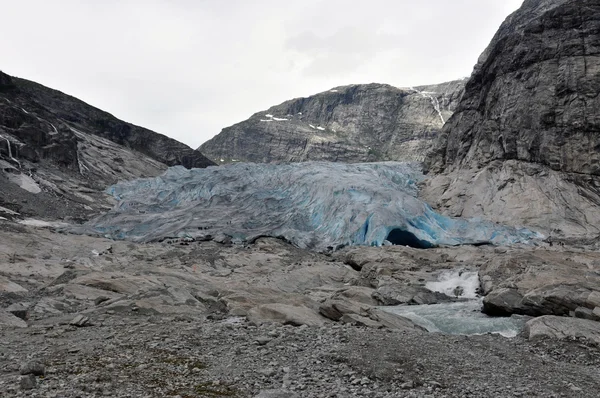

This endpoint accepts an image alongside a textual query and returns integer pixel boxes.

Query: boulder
[62,284,123,302]
[482,288,524,316]
[19,361,45,376]
[479,250,600,317]
[247,304,326,327]
[70,315,91,327]
[524,316,600,345]
[0,309,27,328]
[340,314,383,328]
[70,272,161,295]
[331,286,379,306]
[255,390,299,398]
[19,375,37,390]
[573,307,600,322]
[521,285,596,316]
[6,303,29,320]
[319,299,370,321]
[366,308,425,332]
[0,276,27,293]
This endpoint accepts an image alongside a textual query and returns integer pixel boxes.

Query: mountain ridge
[0,70,214,221]
[199,79,466,164]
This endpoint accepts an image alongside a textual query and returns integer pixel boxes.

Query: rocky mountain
[199,80,466,164]
[0,71,214,220]
[423,0,600,239]
[2,4,600,395]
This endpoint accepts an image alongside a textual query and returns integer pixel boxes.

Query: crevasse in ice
[77,162,543,250]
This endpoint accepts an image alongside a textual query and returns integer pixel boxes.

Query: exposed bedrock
[423,0,600,239]
[479,248,600,318]
[200,80,466,164]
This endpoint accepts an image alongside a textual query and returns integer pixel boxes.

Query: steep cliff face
[199,80,465,164]
[0,71,214,220]
[423,0,600,238]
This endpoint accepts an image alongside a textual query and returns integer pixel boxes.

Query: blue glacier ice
[76,162,543,251]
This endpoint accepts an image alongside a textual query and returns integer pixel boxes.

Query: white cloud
[0,0,523,149]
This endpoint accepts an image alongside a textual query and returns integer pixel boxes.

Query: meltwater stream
[382,271,526,337]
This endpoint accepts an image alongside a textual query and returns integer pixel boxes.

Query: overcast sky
[1,0,523,149]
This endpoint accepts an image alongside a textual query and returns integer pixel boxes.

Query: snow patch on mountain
[408,87,445,124]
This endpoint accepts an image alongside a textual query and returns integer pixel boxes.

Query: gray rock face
[0,71,15,89]
[482,288,525,316]
[200,81,465,164]
[525,315,600,345]
[423,0,600,239]
[0,71,214,219]
[427,0,597,174]
[479,248,600,318]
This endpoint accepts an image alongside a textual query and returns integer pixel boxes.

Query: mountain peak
[199,79,466,165]
[0,70,15,89]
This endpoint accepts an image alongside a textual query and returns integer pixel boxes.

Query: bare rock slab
[525,316,600,345]
[0,275,27,293]
[247,304,326,327]
[20,361,46,376]
[255,390,299,398]
[70,315,91,327]
[0,309,27,328]
[6,302,29,320]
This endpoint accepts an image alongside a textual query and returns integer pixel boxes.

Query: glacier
[74,162,543,251]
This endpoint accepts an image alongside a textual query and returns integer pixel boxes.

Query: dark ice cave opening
[386,229,433,249]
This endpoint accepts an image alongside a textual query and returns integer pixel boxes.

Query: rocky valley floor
[1,222,600,397]
[2,312,600,398]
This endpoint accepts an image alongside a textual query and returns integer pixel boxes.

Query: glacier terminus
[75,162,543,251]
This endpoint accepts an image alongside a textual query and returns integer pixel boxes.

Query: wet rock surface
[479,248,600,318]
[200,81,465,164]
